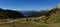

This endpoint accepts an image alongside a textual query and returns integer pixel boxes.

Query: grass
[14,20,60,27]
[0,19,60,27]
[0,10,60,27]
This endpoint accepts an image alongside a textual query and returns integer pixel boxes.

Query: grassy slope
[0,10,60,27]
[47,10,60,23]
[0,20,60,27]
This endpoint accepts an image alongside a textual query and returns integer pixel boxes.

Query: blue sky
[0,0,60,10]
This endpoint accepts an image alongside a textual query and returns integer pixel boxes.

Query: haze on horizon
[0,0,60,11]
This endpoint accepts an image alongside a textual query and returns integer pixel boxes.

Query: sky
[0,0,60,11]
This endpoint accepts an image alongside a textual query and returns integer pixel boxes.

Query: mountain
[21,11,39,17]
[0,8,26,19]
[39,8,60,24]
[21,10,49,17]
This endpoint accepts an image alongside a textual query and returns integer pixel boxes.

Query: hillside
[39,8,60,24]
[0,8,60,27]
[46,8,60,23]
[0,8,26,19]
